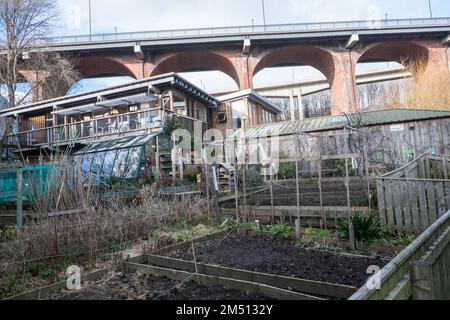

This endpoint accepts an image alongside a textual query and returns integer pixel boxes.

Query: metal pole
[261,0,267,29]
[428,0,433,18]
[89,0,92,41]
[16,169,23,228]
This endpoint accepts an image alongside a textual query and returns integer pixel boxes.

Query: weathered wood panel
[350,210,450,300]
[377,154,450,234]
[411,225,450,300]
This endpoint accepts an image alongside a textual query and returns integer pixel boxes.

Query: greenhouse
[73,133,163,181]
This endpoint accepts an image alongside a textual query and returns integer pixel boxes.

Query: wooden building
[213,89,281,135]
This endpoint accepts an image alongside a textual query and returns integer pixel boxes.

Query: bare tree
[0,0,80,140]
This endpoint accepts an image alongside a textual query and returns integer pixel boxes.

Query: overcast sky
[53,0,450,94]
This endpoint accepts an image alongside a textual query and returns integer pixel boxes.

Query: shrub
[278,162,296,180]
[184,167,200,184]
[263,224,294,239]
[336,214,384,243]
[244,166,264,188]
[277,152,296,180]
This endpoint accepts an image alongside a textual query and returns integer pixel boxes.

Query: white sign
[390,124,405,132]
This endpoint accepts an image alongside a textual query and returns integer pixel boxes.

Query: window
[217,112,227,123]
[232,100,246,129]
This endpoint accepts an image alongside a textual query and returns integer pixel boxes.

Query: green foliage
[314,229,332,238]
[303,226,314,235]
[278,162,296,180]
[0,227,17,242]
[105,176,122,187]
[164,119,184,137]
[336,214,385,243]
[219,218,239,231]
[323,159,356,177]
[184,167,200,184]
[262,224,294,239]
[244,166,264,188]
[277,152,296,180]
[38,266,57,279]
[391,234,415,247]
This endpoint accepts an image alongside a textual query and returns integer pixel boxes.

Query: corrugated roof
[238,108,450,139]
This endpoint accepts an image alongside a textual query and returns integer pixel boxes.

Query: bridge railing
[47,17,450,44]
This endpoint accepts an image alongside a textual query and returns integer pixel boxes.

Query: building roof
[0,73,219,117]
[217,89,282,113]
[238,108,450,139]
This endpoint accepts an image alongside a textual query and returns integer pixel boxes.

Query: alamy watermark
[171,127,282,176]
[66,265,81,290]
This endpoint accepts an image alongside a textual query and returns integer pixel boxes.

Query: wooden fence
[350,209,450,300]
[377,154,450,235]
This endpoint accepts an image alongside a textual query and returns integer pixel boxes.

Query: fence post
[270,165,275,223]
[295,134,301,232]
[155,136,161,181]
[233,141,239,222]
[16,168,23,228]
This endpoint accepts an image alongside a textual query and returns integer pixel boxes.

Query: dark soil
[46,271,271,300]
[164,233,387,287]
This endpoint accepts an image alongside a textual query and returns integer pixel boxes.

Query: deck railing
[8,109,208,148]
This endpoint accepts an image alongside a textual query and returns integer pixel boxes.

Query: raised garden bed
[45,271,271,301]
[162,232,387,288]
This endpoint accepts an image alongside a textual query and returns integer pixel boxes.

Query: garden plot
[161,232,387,289]
[46,271,271,301]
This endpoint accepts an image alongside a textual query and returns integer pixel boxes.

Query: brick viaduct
[20,38,450,115]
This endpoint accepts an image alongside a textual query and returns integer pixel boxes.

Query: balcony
[8,108,208,149]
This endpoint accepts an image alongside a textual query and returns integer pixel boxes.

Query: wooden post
[349,222,356,251]
[344,128,352,224]
[318,157,325,229]
[233,142,239,222]
[363,133,371,211]
[155,136,161,181]
[270,165,275,223]
[16,169,23,228]
[179,156,184,182]
[203,160,211,217]
[295,134,301,234]
[242,137,248,216]
[295,219,301,240]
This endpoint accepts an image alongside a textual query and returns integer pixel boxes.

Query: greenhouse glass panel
[123,147,141,179]
[91,152,105,176]
[81,155,94,176]
[112,149,130,178]
[101,151,117,177]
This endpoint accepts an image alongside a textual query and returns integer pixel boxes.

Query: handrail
[379,153,428,178]
[47,17,450,45]
[9,109,206,139]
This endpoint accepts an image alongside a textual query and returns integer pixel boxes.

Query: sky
[50,0,450,94]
